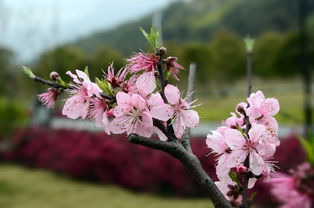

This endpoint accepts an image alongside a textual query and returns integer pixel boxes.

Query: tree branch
[181,63,197,153]
[128,134,232,208]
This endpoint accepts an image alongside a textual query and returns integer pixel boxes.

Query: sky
[0,0,178,63]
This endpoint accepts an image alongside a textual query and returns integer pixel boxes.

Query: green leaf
[139,27,160,49]
[228,171,240,185]
[244,35,255,53]
[95,78,113,96]
[84,66,89,77]
[21,66,36,79]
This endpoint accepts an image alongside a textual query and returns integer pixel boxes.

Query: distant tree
[35,46,87,81]
[89,47,125,79]
[254,32,284,77]
[0,47,15,96]
[179,43,212,83]
[209,31,246,84]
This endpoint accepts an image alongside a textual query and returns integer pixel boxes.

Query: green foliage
[89,47,125,79]
[139,27,160,49]
[209,30,246,82]
[299,133,314,166]
[35,46,87,81]
[0,97,28,138]
[253,32,284,77]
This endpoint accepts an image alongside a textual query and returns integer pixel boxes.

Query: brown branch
[128,134,232,208]
[181,63,197,153]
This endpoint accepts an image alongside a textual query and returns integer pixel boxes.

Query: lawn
[0,164,212,208]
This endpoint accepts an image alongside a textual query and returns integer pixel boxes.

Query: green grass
[0,164,212,208]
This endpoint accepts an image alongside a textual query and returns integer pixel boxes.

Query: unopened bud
[157,47,167,56]
[237,165,248,173]
[50,71,60,81]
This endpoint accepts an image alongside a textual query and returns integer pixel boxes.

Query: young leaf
[139,27,160,49]
[249,191,258,201]
[21,66,36,79]
[244,35,255,53]
[84,66,89,77]
[229,171,240,185]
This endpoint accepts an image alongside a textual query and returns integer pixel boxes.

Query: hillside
[75,0,314,55]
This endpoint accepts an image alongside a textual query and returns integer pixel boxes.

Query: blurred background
[0,0,314,207]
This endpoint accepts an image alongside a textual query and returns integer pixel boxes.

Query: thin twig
[181,63,197,153]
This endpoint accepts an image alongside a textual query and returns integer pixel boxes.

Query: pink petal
[174,116,185,138]
[116,92,131,107]
[62,95,89,119]
[248,178,257,189]
[109,116,132,134]
[249,151,264,176]
[248,124,266,143]
[154,127,168,141]
[262,98,280,116]
[75,69,90,81]
[134,123,153,137]
[146,93,164,108]
[180,110,199,128]
[141,111,153,128]
[150,104,174,121]
[224,129,246,150]
[164,84,180,105]
[206,131,227,154]
[131,94,146,110]
[135,72,156,97]
[226,149,248,167]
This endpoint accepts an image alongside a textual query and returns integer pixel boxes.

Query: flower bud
[157,47,167,56]
[237,165,248,173]
[50,71,60,81]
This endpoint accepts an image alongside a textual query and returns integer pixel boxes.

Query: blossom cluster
[269,163,313,208]
[38,51,199,140]
[206,91,280,205]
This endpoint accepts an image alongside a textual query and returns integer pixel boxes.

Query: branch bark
[128,134,232,208]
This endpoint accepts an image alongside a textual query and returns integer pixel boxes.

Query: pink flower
[270,172,312,208]
[224,124,276,176]
[165,57,184,80]
[104,63,128,88]
[62,70,103,119]
[206,127,233,182]
[109,92,153,137]
[246,90,279,124]
[150,84,199,138]
[127,52,159,73]
[225,112,245,129]
[89,98,110,134]
[38,88,60,108]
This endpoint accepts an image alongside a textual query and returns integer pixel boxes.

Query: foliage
[0,97,28,139]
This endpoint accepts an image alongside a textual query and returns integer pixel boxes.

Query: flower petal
[164,84,180,105]
[150,104,174,121]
